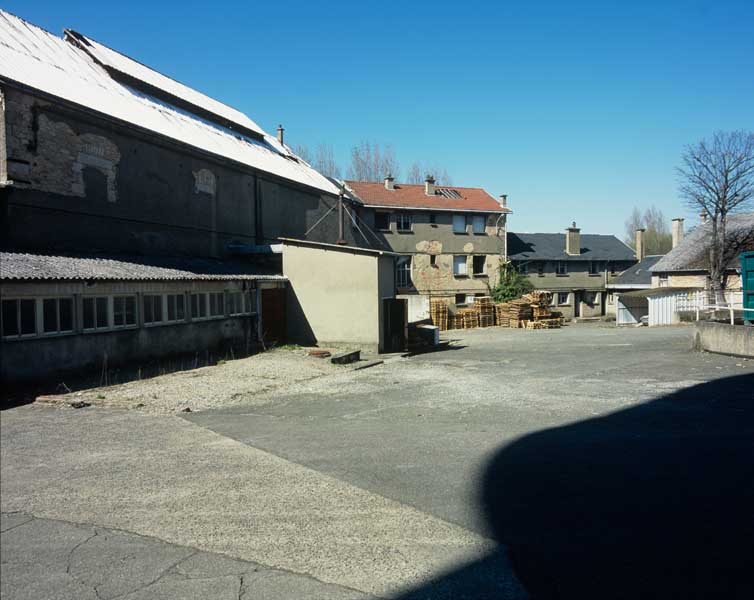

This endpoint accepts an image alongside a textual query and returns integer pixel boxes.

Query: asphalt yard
[2,324,753,599]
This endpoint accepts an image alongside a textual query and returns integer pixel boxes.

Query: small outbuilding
[608,255,663,325]
[281,239,403,353]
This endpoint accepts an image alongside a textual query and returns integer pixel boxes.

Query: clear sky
[6,0,753,237]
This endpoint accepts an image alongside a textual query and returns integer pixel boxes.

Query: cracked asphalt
[0,513,368,599]
[2,324,752,599]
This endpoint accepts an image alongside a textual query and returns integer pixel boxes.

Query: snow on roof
[64,29,266,139]
[0,11,339,196]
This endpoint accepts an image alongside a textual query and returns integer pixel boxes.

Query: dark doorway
[601,292,607,316]
[261,288,286,345]
[383,298,407,353]
[574,291,582,317]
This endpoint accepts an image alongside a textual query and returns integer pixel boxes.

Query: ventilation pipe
[276,124,284,145]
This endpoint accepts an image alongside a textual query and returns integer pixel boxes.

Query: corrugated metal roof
[651,213,754,273]
[507,232,636,261]
[0,252,287,282]
[0,11,339,196]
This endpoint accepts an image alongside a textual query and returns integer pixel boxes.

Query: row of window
[516,261,614,277]
[1,291,255,339]
[375,212,487,234]
[396,255,487,288]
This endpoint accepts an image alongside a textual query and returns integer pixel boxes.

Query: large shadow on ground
[394,373,754,599]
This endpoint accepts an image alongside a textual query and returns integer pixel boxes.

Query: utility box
[741,251,754,323]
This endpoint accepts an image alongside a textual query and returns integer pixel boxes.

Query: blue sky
[7,0,754,237]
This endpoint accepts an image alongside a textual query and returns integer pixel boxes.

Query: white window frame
[396,257,412,288]
[557,292,570,306]
[472,215,486,234]
[555,261,568,276]
[658,275,669,288]
[82,296,112,332]
[41,296,75,336]
[165,293,186,324]
[395,212,413,232]
[452,214,467,234]
[112,295,138,330]
[453,255,468,276]
[1,297,39,339]
[143,294,165,326]
[191,293,209,321]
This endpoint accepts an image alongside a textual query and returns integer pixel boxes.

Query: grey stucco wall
[693,321,754,358]
[1,86,357,257]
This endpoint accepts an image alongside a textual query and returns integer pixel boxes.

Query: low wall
[692,321,754,358]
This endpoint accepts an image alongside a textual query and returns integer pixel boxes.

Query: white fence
[648,289,745,326]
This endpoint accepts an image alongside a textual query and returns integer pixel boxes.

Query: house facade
[345,176,511,320]
[0,11,361,382]
[507,223,636,320]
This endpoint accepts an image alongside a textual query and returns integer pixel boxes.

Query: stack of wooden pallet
[456,308,480,329]
[430,299,449,330]
[495,303,510,327]
[525,318,562,329]
[507,298,534,328]
[473,296,497,327]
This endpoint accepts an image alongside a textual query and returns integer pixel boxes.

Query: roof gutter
[361,204,512,214]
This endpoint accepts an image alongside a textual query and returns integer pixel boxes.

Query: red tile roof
[345,181,510,213]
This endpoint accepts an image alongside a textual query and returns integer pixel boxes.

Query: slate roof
[344,181,510,213]
[608,255,663,287]
[0,11,338,196]
[507,232,636,261]
[0,253,286,282]
[651,212,754,273]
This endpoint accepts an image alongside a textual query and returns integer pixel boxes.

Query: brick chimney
[635,228,646,261]
[500,194,508,208]
[384,174,395,190]
[671,217,684,249]
[566,222,581,255]
[425,175,435,196]
[276,124,284,145]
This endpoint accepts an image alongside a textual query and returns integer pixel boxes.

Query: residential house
[0,11,365,382]
[646,212,754,326]
[344,175,511,320]
[507,223,636,319]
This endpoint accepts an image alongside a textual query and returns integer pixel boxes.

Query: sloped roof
[609,255,663,287]
[344,180,510,213]
[651,213,754,273]
[0,252,286,282]
[507,232,636,261]
[0,11,338,196]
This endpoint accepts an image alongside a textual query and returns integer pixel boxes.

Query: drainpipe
[336,192,346,245]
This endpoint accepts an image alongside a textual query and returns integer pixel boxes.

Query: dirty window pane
[176,295,185,320]
[453,255,467,276]
[125,297,136,325]
[114,297,125,327]
[83,298,95,329]
[59,298,73,331]
[2,300,19,337]
[453,215,466,233]
[472,215,485,234]
[96,297,109,327]
[144,295,162,324]
[43,298,58,333]
[20,299,36,335]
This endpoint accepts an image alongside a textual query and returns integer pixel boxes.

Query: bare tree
[313,144,341,179]
[678,130,754,303]
[346,141,400,182]
[623,206,672,255]
[293,144,312,164]
[405,161,453,185]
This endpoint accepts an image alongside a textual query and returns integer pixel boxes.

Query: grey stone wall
[693,321,754,358]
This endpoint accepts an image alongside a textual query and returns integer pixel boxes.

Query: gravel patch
[35,349,349,414]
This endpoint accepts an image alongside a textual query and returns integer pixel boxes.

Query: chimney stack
[635,228,646,261]
[671,218,684,249]
[700,210,708,224]
[424,174,435,196]
[500,194,508,208]
[384,174,395,190]
[276,124,284,145]
[566,222,581,255]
